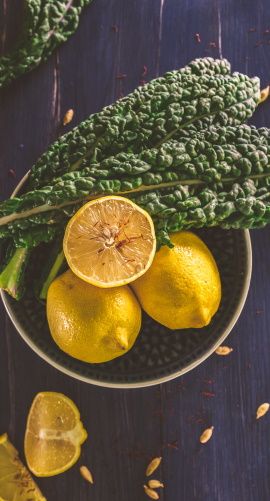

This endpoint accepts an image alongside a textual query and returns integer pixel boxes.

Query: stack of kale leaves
[1,57,269,299]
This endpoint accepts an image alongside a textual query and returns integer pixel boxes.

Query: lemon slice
[24,392,87,477]
[0,433,46,500]
[63,196,156,287]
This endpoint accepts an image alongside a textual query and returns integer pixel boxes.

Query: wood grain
[0,1,270,500]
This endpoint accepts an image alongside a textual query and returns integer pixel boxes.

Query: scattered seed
[80,465,94,484]
[201,391,215,398]
[255,308,264,315]
[148,480,164,489]
[139,79,147,86]
[203,378,214,384]
[200,426,214,444]
[166,440,178,450]
[111,24,119,33]
[248,27,256,33]
[8,168,16,178]
[116,73,127,80]
[215,346,233,356]
[256,403,270,419]
[146,457,162,477]
[142,65,148,77]
[143,485,159,499]
[259,86,270,103]
[195,33,201,43]
[209,41,217,48]
[63,109,74,126]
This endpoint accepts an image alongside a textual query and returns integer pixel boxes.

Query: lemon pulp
[24,392,87,477]
[0,433,46,500]
[63,196,156,287]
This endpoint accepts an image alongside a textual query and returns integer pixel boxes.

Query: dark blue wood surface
[0,1,270,500]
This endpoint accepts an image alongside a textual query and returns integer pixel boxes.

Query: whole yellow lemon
[131,231,221,329]
[47,270,141,363]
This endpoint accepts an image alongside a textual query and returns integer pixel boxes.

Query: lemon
[63,195,156,288]
[131,231,221,329]
[47,269,141,363]
[24,392,87,477]
[0,433,46,500]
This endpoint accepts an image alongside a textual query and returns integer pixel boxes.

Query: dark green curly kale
[1,176,269,249]
[0,58,266,299]
[1,124,269,229]
[0,0,92,88]
[28,58,260,188]
[135,178,270,246]
[0,124,269,247]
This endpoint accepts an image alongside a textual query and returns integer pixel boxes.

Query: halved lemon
[24,392,87,477]
[0,433,46,500]
[63,196,156,287]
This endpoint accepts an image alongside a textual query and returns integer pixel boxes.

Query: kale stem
[38,249,65,300]
[0,247,29,300]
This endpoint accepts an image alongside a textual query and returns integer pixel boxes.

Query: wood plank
[0,0,270,500]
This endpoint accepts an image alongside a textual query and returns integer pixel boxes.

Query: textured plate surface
[1,227,251,388]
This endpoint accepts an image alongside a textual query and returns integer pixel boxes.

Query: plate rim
[0,172,252,389]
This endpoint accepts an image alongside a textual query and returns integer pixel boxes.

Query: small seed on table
[200,426,214,444]
[80,465,94,484]
[63,109,74,125]
[215,346,233,355]
[148,480,164,489]
[146,457,162,476]
[260,86,270,103]
[144,485,159,499]
[256,402,270,419]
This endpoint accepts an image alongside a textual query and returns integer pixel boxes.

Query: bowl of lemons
[1,193,251,388]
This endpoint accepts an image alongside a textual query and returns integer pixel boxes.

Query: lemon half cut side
[24,392,87,477]
[63,196,156,288]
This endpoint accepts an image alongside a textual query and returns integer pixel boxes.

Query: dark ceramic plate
[1,222,251,387]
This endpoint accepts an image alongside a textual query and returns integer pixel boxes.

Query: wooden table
[0,1,270,500]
